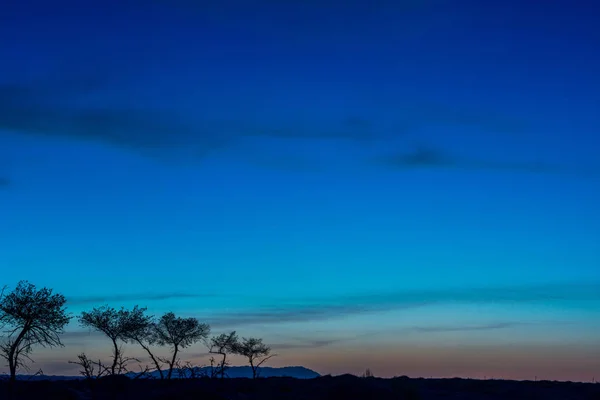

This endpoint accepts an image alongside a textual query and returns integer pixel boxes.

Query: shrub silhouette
[232,337,274,379]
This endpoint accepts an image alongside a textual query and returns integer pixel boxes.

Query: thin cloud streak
[207,282,600,327]
[0,79,377,149]
[60,330,104,340]
[0,104,229,159]
[395,101,531,135]
[0,80,233,159]
[271,338,349,351]
[1,75,538,169]
[207,302,429,328]
[411,322,520,333]
[270,322,524,350]
[67,292,216,306]
[376,145,594,177]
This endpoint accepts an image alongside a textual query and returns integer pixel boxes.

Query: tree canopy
[79,305,151,375]
[0,281,71,381]
[154,312,210,379]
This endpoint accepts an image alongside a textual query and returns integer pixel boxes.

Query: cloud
[207,301,428,328]
[376,145,577,175]
[0,79,382,166]
[57,321,532,355]
[264,323,524,351]
[0,88,230,160]
[206,282,600,328]
[1,72,538,171]
[271,338,349,350]
[396,101,531,135]
[411,322,519,333]
[67,292,215,306]
[379,146,453,167]
[60,330,104,340]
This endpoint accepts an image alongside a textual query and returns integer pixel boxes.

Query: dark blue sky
[1,0,599,380]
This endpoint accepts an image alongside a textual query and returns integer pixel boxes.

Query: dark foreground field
[1,375,599,400]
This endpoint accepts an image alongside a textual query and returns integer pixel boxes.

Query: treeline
[0,281,272,382]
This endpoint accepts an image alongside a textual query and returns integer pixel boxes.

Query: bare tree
[233,337,274,379]
[68,351,148,380]
[78,305,149,375]
[175,360,204,379]
[68,353,108,380]
[153,312,210,379]
[209,331,238,379]
[0,281,70,382]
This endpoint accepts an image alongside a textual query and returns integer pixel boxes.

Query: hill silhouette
[125,365,321,380]
[2,374,599,400]
[8,365,320,381]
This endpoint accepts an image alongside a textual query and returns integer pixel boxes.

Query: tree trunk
[167,346,179,379]
[250,359,256,379]
[111,339,119,375]
[138,341,164,379]
[8,326,28,382]
[8,358,16,383]
[220,354,226,379]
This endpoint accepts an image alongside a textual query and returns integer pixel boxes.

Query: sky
[1,0,600,381]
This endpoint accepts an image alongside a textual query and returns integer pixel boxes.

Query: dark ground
[1,374,599,400]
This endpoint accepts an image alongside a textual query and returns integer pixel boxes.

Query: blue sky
[1,0,600,380]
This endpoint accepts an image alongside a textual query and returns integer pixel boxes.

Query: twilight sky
[1,0,600,381]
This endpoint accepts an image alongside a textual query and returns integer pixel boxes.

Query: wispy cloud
[1,72,537,170]
[267,322,524,350]
[0,88,229,160]
[207,302,427,328]
[0,79,385,167]
[56,321,530,354]
[206,282,600,328]
[411,322,520,333]
[395,101,531,135]
[60,330,104,340]
[67,292,215,306]
[376,145,581,176]
[271,338,349,350]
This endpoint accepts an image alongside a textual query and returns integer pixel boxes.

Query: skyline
[1,0,600,381]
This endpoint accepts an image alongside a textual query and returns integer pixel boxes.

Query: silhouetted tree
[78,305,149,375]
[0,281,70,382]
[233,337,274,379]
[153,312,210,379]
[121,310,166,379]
[209,331,238,378]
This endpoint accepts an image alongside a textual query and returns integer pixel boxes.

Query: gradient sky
[1,0,600,381]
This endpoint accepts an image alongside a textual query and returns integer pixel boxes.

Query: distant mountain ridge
[7,366,320,381]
